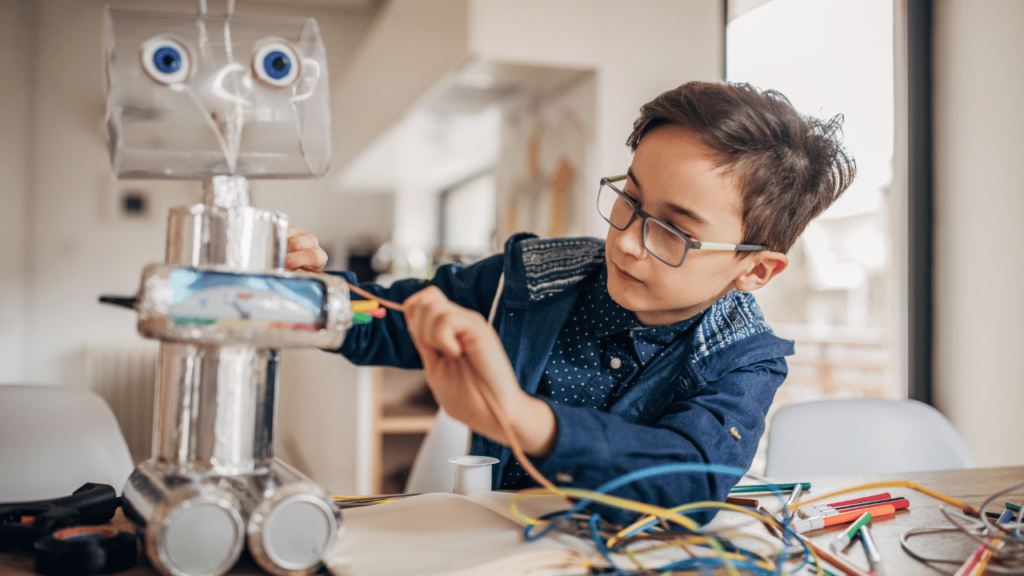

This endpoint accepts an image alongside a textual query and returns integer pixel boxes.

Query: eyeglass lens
[597,181,689,266]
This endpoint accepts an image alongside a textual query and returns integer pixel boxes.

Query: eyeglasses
[597,174,768,267]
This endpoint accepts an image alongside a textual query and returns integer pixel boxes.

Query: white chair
[765,398,977,478]
[0,384,135,501]
[404,408,471,494]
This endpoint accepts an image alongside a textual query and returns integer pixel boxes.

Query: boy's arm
[285,225,505,368]
[530,358,786,525]
[403,284,784,526]
[403,286,557,456]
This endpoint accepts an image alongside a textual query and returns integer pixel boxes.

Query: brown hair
[626,81,855,254]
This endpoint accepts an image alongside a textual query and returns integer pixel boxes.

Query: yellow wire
[508,490,821,576]
[794,480,978,515]
[338,279,835,575]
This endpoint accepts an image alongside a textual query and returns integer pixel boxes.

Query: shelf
[369,366,437,494]
[377,414,436,434]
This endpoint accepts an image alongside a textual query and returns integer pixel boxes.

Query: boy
[288,81,855,524]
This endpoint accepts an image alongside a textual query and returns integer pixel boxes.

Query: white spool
[448,456,499,496]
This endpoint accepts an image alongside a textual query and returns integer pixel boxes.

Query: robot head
[104,8,331,180]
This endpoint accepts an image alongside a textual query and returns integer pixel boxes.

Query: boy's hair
[626,81,856,254]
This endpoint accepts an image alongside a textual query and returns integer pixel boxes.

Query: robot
[101,5,351,575]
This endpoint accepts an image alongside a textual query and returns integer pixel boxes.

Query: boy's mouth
[612,262,644,284]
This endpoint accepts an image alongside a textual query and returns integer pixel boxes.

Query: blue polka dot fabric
[500,267,702,489]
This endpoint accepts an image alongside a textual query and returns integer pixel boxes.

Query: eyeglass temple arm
[696,241,769,252]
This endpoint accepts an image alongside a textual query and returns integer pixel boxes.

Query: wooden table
[781,466,1024,575]
[3,466,1022,575]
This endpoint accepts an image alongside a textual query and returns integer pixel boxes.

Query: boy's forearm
[510,395,557,458]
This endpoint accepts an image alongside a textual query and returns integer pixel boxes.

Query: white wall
[337,0,725,249]
[0,0,37,383]
[471,0,725,237]
[933,0,1024,467]
[333,0,471,170]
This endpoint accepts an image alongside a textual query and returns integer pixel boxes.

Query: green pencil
[729,482,811,494]
[807,558,840,576]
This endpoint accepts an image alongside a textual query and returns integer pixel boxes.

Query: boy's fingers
[288,233,316,252]
[285,227,327,271]
[405,288,471,358]
[285,249,325,272]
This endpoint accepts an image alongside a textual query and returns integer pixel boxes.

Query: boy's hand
[286,226,328,273]
[404,287,557,458]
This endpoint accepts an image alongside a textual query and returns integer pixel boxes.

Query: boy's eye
[620,186,640,205]
[668,221,696,240]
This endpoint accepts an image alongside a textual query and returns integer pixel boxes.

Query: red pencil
[809,492,891,511]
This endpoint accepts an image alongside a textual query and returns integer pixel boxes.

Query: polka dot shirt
[500,267,702,489]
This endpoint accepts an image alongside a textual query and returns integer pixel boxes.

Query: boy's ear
[734,251,788,293]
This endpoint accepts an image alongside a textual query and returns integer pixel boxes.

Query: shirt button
[729,427,742,440]
[555,471,574,484]
[610,357,622,369]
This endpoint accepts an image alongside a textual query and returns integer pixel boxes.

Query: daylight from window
[728,0,897,468]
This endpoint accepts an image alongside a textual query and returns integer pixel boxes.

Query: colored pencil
[729,482,810,494]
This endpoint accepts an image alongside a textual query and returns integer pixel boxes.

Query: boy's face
[605,125,785,326]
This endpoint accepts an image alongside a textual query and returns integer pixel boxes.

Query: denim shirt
[500,267,702,490]
[330,233,794,524]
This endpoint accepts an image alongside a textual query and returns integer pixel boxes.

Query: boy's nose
[614,218,647,259]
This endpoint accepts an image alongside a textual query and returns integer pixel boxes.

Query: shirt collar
[633,314,702,345]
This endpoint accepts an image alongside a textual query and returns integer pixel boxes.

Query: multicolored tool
[352,300,386,324]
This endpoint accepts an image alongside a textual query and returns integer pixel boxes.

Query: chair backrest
[0,385,135,501]
[765,398,977,478]
[404,408,471,494]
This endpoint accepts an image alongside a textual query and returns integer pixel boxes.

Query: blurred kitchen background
[2,0,1021,494]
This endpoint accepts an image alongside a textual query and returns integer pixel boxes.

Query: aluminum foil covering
[242,460,341,576]
[203,176,251,209]
[136,264,352,348]
[165,204,286,271]
[123,462,247,576]
[122,459,340,576]
[154,343,276,475]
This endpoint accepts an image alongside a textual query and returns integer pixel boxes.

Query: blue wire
[521,462,807,573]
[525,462,752,541]
[587,514,631,576]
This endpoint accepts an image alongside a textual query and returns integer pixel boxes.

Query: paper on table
[324,492,594,576]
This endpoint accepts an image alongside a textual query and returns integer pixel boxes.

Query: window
[727,0,899,468]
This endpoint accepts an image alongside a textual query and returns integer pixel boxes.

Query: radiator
[82,342,159,464]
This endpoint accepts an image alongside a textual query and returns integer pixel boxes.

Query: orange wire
[346,282,406,312]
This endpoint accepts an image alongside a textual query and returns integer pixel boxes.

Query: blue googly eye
[153,47,182,74]
[252,40,300,88]
[263,51,291,80]
[141,36,191,85]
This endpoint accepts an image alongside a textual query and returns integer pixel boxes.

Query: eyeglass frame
[597,174,769,267]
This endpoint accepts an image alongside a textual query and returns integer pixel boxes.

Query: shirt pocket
[612,362,701,425]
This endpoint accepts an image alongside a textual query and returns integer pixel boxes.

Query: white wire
[899,478,1024,574]
[486,273,505,327]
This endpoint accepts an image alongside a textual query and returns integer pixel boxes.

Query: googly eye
[140,36,192,85]
[252,40,301,88]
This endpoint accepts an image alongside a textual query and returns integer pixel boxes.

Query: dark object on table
[0,484,119,552]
